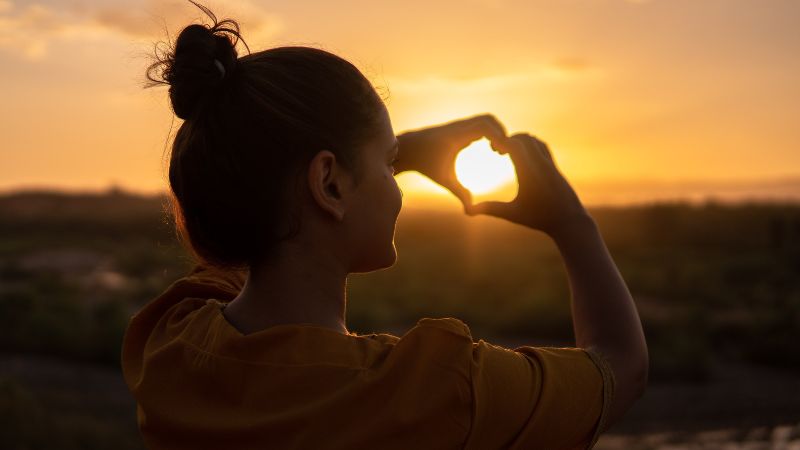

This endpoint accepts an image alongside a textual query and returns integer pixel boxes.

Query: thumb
[449,184,473,214]
[466,200,512,218]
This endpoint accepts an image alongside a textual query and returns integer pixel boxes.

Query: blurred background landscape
[2,0,799,448]
[1,190,798,449]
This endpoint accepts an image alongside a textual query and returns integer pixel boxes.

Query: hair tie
[213,59,226,78]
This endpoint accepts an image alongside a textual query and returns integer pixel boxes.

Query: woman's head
[147,1,402,273]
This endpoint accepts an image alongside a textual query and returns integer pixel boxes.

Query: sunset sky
[1,0,798,207]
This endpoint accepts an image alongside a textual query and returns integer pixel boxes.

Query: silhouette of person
[122,2,648,448]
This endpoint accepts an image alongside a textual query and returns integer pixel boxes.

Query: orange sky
[1,0,799,207]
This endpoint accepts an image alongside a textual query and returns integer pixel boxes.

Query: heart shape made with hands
[454,138,518,204]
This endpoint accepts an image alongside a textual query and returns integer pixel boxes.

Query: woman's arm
[549,213,649,430]
[397,120,648,428]
[468,133,648,431]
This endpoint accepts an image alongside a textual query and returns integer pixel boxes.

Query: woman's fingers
[518,134,554,163]
[447,180,474,213]
[539,139,553,162]
[468,131,586,232]
[466,199,512,217]
[509,133,557,176]
[449,114,508,150]
[472,113,507,141]
[504,134,544,183]
[399,114,515,213]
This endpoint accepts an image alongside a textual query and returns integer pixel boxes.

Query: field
[1,190,799,448]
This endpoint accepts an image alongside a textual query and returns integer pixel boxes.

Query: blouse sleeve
[464,340,616,450]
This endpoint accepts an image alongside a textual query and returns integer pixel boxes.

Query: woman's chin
[382,244,398,268]
[352,245,397,273]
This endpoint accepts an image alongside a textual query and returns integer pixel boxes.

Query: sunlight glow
[455,139,516,194]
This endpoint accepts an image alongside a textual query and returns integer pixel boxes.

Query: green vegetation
[1,190,799,383]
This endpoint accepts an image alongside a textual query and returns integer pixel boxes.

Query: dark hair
[145,1,386,270]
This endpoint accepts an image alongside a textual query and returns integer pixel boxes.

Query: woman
[121,2,648,449]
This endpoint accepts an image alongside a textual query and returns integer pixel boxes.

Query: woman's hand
[395,114,508,213]
[467,133,591,238]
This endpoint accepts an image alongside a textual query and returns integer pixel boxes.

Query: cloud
[89,0,284,42]
[542,57,603,79]
[0,0,283,61]
[465,0,510,7]
[388,58,601,97]
[549,57,592,72]
[0,2,111,60]
[388,73,534,96]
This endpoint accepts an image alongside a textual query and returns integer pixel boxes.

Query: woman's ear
[308,150,351,221]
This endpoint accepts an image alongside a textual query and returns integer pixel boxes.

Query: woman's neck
[221,243,349,335]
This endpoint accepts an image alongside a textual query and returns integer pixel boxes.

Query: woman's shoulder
[413,317,472,337]
[350,317,471,342]
[380,317,477,374]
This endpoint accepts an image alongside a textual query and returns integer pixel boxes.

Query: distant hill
[3,174,800,208]
[572,175,800,207]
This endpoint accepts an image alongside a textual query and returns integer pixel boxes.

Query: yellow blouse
[122,265,615,450]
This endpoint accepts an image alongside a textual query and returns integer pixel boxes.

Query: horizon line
[2,179,800,209]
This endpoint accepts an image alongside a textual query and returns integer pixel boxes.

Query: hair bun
[145,2,248,120]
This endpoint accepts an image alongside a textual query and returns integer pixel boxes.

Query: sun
[455,139,516,195]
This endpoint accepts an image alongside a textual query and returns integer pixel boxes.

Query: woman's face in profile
[345,103,403,273]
